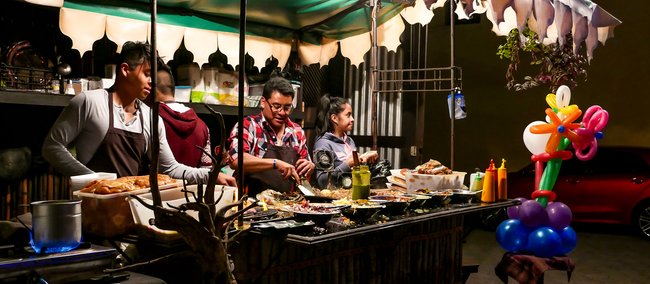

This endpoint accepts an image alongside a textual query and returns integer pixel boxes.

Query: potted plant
[497,27,588,92]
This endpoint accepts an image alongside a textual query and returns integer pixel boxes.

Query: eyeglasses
[268,103,293,113]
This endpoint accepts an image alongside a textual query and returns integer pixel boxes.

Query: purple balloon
[546,202,573,230]
[519,200,546,227]
[527,227,562,258]
[496,219,531,252]
[557,226,578,255]
[507,197,528,219]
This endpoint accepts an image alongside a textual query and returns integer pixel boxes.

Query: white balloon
[523,121,551,154]
[555,85,571,109]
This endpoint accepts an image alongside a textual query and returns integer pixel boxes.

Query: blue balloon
[557,226,578,255]
[496,219,531,252]
[527,227,562,258]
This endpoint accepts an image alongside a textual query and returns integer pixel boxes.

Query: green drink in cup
[352,165,370,200]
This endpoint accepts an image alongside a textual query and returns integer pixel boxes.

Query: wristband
[273,159,277,169]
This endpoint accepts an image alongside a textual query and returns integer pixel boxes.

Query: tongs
[291,175,315,196]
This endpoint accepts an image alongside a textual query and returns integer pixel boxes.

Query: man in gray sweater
[42,41,233,185]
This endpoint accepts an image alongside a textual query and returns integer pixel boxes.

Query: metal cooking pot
[30,200,82,253]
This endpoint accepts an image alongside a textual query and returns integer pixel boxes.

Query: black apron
[85,94,148,177]
[246,143,298,196]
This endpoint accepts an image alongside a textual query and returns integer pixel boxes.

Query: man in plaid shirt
[227,77,314,194]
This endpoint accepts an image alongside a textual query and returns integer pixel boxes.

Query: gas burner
[0,243,116,283]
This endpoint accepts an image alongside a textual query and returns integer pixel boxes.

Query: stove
[0,243,117,283]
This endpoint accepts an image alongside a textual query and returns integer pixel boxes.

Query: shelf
[0,90,303,119]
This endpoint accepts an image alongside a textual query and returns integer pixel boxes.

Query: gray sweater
[313,132,356,188]
[42,89,209,184]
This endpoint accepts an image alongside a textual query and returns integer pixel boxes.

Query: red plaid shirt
[227,112,310,162]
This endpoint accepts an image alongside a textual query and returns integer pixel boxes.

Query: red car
[507,146,650,239]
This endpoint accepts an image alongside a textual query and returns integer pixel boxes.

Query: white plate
[390,169,407,179]
[386,175,407,188]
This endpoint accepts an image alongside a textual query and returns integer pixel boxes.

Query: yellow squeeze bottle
[481,159,496,203]
[497,159,508,201]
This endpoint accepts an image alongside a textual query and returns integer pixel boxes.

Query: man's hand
[217,172,237,186]
[276,159,300,182]
[295,158,315,178]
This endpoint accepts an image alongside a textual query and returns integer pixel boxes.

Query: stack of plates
[386,169,407,192]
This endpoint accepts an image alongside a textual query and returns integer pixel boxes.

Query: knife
[291,176,315,196]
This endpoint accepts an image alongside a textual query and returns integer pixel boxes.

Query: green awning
[62,0,408,44]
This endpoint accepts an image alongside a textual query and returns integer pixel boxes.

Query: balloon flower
[496,85,609,258]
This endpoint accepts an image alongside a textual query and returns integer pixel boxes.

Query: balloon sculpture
[498,85,609,258]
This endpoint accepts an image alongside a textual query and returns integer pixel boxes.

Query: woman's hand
[360,150,378,164]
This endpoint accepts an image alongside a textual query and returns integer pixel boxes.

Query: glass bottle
[351,165,370,200]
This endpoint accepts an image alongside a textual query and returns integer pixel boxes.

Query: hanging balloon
[527,227,562,258]
[496,219,531,252]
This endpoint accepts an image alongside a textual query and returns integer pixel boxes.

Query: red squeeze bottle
[481,159,497,203]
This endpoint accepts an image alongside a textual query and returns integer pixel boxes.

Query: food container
[129,184,236,230]
[70,172,117,191]
[73,182,180,238]
[74,189,149,238]
[405,171,466,194]
[174,85,191,102]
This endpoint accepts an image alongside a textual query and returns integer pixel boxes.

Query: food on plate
[256,189,304,205]
[283,200,341,214]
[313,188,350,200]
[415,159,453,175]
[79,174,177,194]
[415,188,453,196]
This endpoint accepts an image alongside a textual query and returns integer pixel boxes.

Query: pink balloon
[573,105,609,161]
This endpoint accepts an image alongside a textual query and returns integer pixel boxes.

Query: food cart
[0,0,621,283]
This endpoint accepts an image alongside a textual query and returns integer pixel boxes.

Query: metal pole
[149,0,161,206]
[370,0,378,150]
[237,0,247,226]
[449,0,456,170]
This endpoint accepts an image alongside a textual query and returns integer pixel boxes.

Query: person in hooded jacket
[154,60,214,169]
[313,95,378,188]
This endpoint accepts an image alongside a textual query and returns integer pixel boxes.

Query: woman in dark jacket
[313,95,377,188]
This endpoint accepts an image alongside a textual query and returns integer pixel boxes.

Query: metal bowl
[425,192,453,207]
[450,189,482,204]
[341,203,385,222]
[402,194,432,209]
[369,195,414,216]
